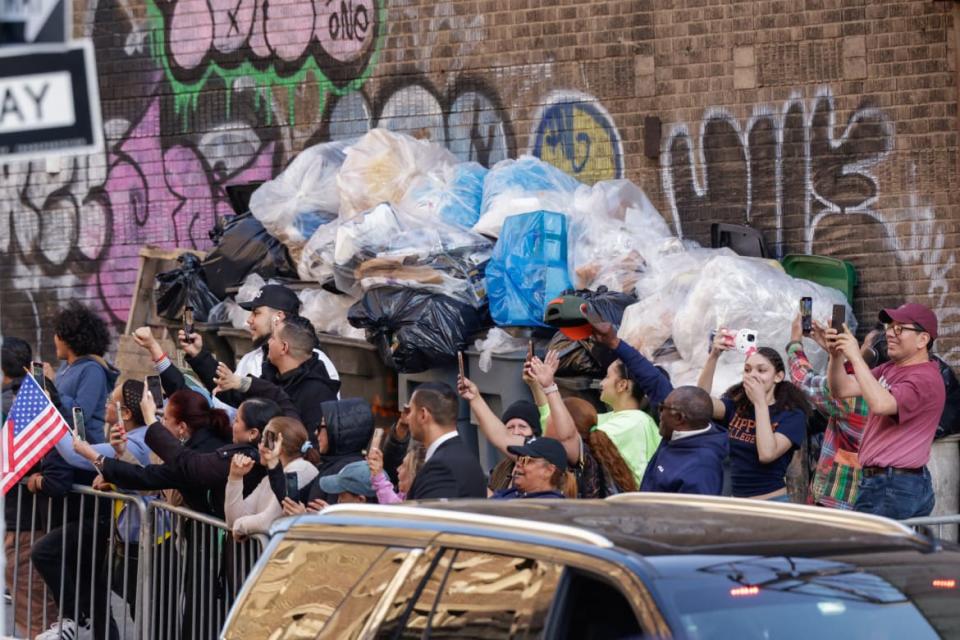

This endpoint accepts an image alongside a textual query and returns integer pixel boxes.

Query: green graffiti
[144,0,385,128]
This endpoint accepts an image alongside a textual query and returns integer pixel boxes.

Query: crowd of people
[0,284,950,639]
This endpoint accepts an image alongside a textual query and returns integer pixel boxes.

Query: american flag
[0,374,69,494]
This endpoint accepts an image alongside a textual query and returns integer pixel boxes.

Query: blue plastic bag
[401,162,488,229]
[485,211,573,327]
[474,156,580,237]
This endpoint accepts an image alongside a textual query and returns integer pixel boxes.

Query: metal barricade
[902,514,960,543]
[5,483,268,640]
[144,500,268,640]
[5,482,149,640]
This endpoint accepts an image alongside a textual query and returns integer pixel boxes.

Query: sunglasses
[516,455,547,467]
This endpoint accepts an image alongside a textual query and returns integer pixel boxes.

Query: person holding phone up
[826,303,944,519]
[786,314,888,510]
[699,333,810,501]
[225,417,320,535]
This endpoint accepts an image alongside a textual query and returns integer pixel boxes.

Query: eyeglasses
[885,323,924,337]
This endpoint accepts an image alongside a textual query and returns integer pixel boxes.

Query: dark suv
[221,494,960,639]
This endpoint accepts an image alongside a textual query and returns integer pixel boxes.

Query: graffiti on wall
[146,0,385,120]
[661,86,894,253]
[661,85,958,360]
[324,76,517,166]
[530,91,624,185]
[0,0,632,354]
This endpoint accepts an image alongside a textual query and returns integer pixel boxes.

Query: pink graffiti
[168,0,375,71]
[92,99,275,324]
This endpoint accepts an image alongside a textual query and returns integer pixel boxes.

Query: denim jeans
[853,467,935,520]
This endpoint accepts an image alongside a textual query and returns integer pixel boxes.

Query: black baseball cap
[238,284,301,315]
[507,437,568,471]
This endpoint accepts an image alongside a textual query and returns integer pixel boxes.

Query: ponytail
[208,407,232,442]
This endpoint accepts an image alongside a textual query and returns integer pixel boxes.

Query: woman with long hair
[699,337,810,501]
[225,417,320,534]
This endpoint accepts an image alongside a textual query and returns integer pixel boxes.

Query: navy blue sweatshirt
[639,427,728,495]
[613,340,728,496]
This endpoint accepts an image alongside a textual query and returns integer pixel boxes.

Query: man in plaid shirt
[786,316,887,510]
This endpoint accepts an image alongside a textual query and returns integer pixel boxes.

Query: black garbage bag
[348,287,487,373]
[155,253,221,322]
[201,212,297,299]
[547,286,638,377]
[935,356,960,439]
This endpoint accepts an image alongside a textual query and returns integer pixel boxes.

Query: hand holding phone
[183,307,195,340]
[146,375,164,408]
[72,407,86,441]
[31,362,45,390]
[831,304,847,332]
[800,297,813,335]
[367,427,386,455]
[284,472,300,500]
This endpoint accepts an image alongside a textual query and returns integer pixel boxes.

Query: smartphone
[115,400,123,422]
[263,430,277,450]
[183,307,195,339]
[800,297,813,335]
[72,407,86,441]
[527,340,534,361]
[284,472,300,500]
[457,351,465,379]
[146,375,164,408]
[368,427,386,454]
[734,329,759,354]
[31,361,45,390]
[831,304,846,332]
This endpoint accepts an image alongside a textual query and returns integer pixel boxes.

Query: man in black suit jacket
[406,382,486,500]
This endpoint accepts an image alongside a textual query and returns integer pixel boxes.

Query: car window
[425,549,563,638]
[319,547,417,639]
[551,569,645,639]
[223,539,386,639]
[374,546,449,639]
[654,555,944,640]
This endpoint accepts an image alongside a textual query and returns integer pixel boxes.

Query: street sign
[0,40,103,161]
[0,0,68,45]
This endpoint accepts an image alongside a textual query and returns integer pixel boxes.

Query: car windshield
[653,555,951,639]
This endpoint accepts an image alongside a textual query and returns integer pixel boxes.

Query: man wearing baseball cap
[491,437,568,499]
[827,302,944,519]
[179,283,340,405]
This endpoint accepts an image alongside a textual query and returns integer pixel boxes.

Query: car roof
[273,493,937,557]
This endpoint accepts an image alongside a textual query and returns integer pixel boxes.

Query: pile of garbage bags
[181,127,856,377]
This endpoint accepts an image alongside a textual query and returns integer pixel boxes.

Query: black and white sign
[0,40,103,161]
[0,0,68,45]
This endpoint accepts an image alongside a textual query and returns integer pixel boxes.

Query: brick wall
[0,0,958,362]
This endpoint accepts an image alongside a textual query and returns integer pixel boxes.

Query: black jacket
[269,398,376,505]
[408,434,486,501]
[101,425,229,516]
[249,356,339,442]
[145,421,267,505]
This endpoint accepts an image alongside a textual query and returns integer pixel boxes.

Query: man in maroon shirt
[826,302,944,519]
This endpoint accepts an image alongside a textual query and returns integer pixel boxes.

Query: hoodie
[268,398,375,505]
[639,426,728,496]
[55,356,120,444]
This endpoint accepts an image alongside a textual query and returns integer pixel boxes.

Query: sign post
[0,0,68,44]
[0,40,103,161]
